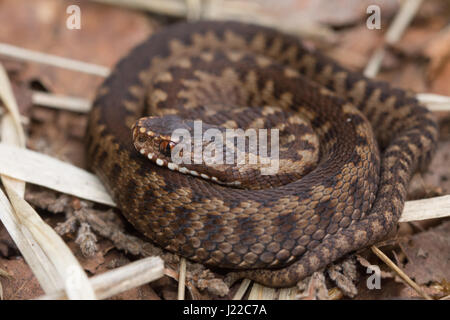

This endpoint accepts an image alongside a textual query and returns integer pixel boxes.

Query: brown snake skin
[86,21,438,287]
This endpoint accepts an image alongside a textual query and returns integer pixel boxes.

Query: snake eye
[138,135,146,143]
[160,141,175,157]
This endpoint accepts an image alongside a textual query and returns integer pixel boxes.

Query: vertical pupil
[161,141,171,155]
[166,143,172,155]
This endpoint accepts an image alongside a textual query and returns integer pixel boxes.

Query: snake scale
[86,21,438,287]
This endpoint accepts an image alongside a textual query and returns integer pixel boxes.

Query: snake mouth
[137,146,229,184]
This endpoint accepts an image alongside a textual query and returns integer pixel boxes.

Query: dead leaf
[399,221,450,285]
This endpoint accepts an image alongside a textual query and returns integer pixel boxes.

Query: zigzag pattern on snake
[85,21,438,287]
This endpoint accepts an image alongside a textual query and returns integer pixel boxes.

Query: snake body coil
[86,21,438,287]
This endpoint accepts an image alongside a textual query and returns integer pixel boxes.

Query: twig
[0,43,110,77]
[37,257,164,300]
[371,246,432,300]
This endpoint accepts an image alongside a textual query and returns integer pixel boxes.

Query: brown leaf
[399,221,450,285]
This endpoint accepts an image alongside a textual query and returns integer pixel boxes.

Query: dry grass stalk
[0,185,62,292]
[0,63,96,298]
[177,258,187,300]
[0,143,115,207]
[0,43,110,77]
[6,188,96,299]
[37,256,164,300]
[417,93,450,112]
[371,246,433,300]
[32,91,92,113]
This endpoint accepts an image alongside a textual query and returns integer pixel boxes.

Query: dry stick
[37,257,164,300]
[371,246,433,300]
[0,43,110,77]
[364,0,424,77]
[177,258,187,300]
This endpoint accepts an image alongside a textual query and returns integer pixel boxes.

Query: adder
[86,21,438,287]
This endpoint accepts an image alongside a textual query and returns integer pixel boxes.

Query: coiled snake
[86,21,438,287]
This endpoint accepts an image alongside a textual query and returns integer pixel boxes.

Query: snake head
[132,115,187,165]
[132,114,239,186]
